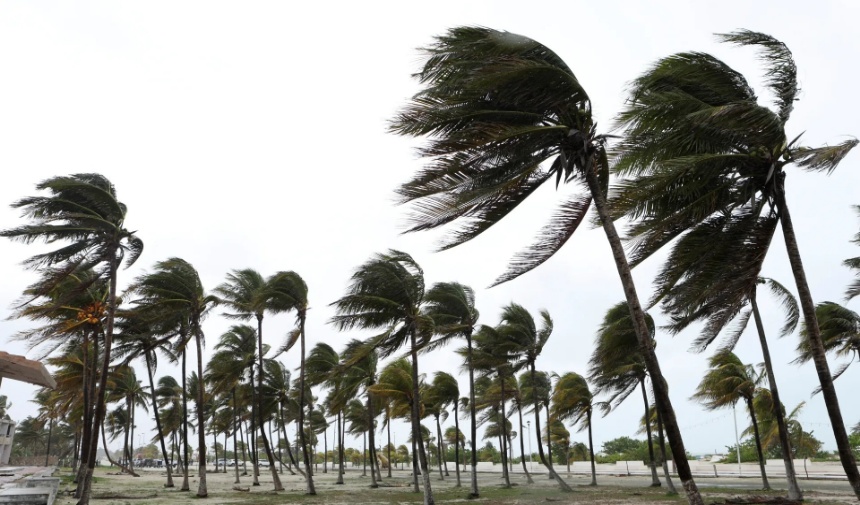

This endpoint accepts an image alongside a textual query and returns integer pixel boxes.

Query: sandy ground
[47,465,859,505]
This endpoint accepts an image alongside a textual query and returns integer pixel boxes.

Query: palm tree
[214,269,286,491]
[2,174,143,505]
[113,313,177,488]
[330,250,435,505]
[266,271,314,493]
[611,30,859,497]
[129,258,217,497]
[306,342,342,483]
[339,339,381,488]
[623,176,803,497]
[588,302,661,487]
[369,358,421,492]
[389,28,703,504]
[424,282,480,496]
[428,372,461,486]
[507,375,534,484]
[496,304,571,491]
[550,372,598,486]
[692,351,769,489]
[795,302,860,387]
[207,325,257,484]
[470,326,515,488]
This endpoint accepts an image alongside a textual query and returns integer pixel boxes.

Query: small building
[0,351,56,465]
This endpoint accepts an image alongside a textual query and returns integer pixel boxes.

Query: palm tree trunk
[641,380,661,487]
[337,411,344,484]
[193,330,208,497]
[655,408,677,494]
[255,316,284,491]
[410,327,434,505]
[387,415,393,479]
[77,328,99,494]
[239,416,248,476]
[277,404,303,477]
[774,173,860,499]
[124,398,131,471]
[587,410,596,486]
[435,415,445,481]
[499,379,510,488]
[144,350,174,487]
[529,364,571,492]
[465,331,479,498]
[296,314,316,494]
[368,394,379,488]
[584,165,702,505]
[75,329,90,489]
[750,295,800,498]
[411,437,420,493]
[518,405,534,484]
[181,348,190,491]
[746,397,770,490]
[454,404,462,486]
[232,402,240,484]
[323,424,328,474]
[213,431,219,473]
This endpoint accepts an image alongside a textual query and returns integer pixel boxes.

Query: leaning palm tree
[550,372,598,486]
[214,269,285,491]
[113,312,177,488]
[369,358,422,492]
[611,30,859,497]
[305,342,343,483]
[497,304,571,491]
[129,258,217,497]
[423,282,480,496]
[389,27,702,504]
[330,250,435,505]
[794,302,860,390]
[2,174,143,505]
[267,271,314,494]
[692,351,769,490]
[339,339,381,488]
[626,185,803,497]
[588,302,661,488]
[428,372,461,487]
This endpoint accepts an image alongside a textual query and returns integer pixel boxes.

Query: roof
[0,351,56,389]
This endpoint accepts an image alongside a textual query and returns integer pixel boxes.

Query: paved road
[553,472,855,494]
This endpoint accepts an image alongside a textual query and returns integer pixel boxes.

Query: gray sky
[1,1,859,457]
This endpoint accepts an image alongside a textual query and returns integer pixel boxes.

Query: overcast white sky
[1,1,859,459]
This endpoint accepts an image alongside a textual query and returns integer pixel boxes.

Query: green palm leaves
[390,27,600,286]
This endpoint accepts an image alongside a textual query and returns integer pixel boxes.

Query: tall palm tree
[129,258,217,497]
[496,304,571,491]
[389,28,703,505]
[550,372,598,486]
[795,302,860,387]
[267,271,314,494]
[507,375,534,484]
[2,174,143,505]
[692,351,769,490]
[588,302,661,487]
[214,269,286,491]
[611,30,859,497]
[423,282,480,496]
[330,250,435,505]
